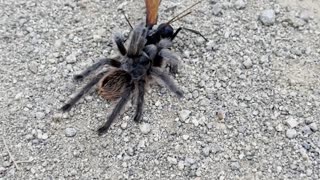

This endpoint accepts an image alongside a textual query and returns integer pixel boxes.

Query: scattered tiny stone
[309,123,318,132]
[66,53,77,64]
[14,92,23,100]
[301,126,312,135]
[299,10,311,22]
[25,134,34,140]
[139,123,151,134]
[179,110,191,122]
[155,100,161,107]
[185,158,196,165]
[65,127,77,137]
[40,133,48,140]
[3,161,11,167]
[243,58,253,69]
[259,9,276,25]
[230,161,240,171]
[276,124,284,132]
[306,169,313,176]
[234,0,246,10]
[285,117,299,128]
[120,122,128,130]
[178,161,184,170]
[0,166,6,174]
[28,62,38,74]
[212,3,222,16]
[286,129,297,139]
[202,146,211,157]
[54,39,63,48]
[302,142,311,150]
[35,111,45,120]
[216,110,226,120]
[182,134,189,140]
[167,157,177,165]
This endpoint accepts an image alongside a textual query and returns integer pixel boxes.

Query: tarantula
[61,23,183,135]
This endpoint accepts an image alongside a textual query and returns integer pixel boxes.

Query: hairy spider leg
[97,85,134,135]
[133,79,146,122]
[74,58,121,81]
[61,71,107,112]
[150,67,183,98]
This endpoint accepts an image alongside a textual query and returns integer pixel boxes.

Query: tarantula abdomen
[98,70,132,101]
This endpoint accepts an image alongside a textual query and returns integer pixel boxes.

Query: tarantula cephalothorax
[61,23,183,135]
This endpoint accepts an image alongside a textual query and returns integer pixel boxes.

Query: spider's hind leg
[97,85,134,135]
[133,80,146,122]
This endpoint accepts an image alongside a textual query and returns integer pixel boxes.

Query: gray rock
[309,123,318,132]
[3,161,11,167]
[234,0,246,10]
[167,157,177,165]
[243,58,253,69]
[216,110,226,120]
[28,62,38,74]
[35,112,45,120]
[120,122,128,130]
[66,53,77,64]
[178,161,184,170]
[65,127,77,137]
[230,162,240,170]
[301,126,312,135]
[212,3,222,16]
[286,129,297,139]
[139,123,151,134]
[275,124,284,132]
[299,10,311,22]
[179,110,191,122]
[259,9,276,25]
[285,117,299,128]
[202,146,211,157]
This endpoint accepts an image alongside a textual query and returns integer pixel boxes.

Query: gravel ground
[1,0,320,179]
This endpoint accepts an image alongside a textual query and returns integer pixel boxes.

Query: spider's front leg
[74,58,121,81]
[61,71,107,112]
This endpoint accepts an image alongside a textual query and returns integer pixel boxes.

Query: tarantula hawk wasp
[142,0,208,74]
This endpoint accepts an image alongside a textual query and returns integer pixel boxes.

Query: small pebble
[121,122,128,130]
[35,112,45,120]
[65,127,77,137]
[285,117,299,128]
[3,161,11,167]
[28,62,38,74]
[202,146,211,157]
[216,110,226,120]
[178,161,184,170]
[286,129,297,139]
[230,162,240,170]
[167,157,177,165]
[234,0,246,10]
[179,110,191,122]
[139,123,151,134]
[243,59,253,69]
[212,3,222,16]
[259,9,276,25]
[66,53,77,64]
[309,123,318,132]
[275,124,284,132]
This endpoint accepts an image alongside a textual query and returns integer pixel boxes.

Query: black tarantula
[61,23,183,135]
